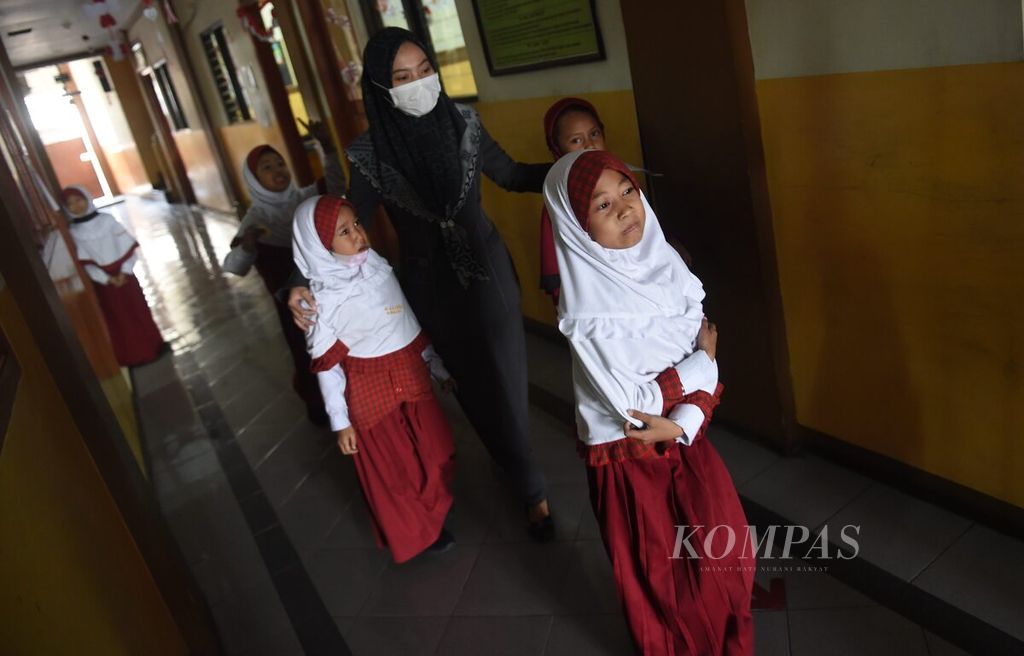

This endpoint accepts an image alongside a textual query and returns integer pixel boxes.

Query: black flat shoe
[527,512,555,543]
[426,528,456,554]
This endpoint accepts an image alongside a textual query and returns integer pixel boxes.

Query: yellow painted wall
[0,289,186,654]
[476,89,644,324]
[756,62,1024,507]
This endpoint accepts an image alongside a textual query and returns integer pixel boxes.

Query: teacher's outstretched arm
[479,126,552,193]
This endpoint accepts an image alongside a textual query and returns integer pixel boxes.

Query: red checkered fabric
[567,150,639,232]
[245,145,280,176]
[313,195,356,250]
[580,368,725,466]
[330,332,434,432]
[310,339,350,372]
[544,97,603,158]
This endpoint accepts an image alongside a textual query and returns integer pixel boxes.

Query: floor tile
[740,455,872,530]
[360,545,480,616]
[556,540,620,614]
[343,616,449,656]
[753,611,789,656]
[485,482,588,543]
[924,631,972,656]
[304,548,389,616]
[915,525,1024,641]
[436,616,552,656]
[455,542,575,616]
[706,424,780,486]
[788,607,929,656]
[826,483,972,581]
[543,614,633,656]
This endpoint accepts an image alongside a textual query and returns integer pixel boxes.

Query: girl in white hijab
[61,185,164,366]
[293,194,457,562]
[222,137,345,425]
[544,150,754,655]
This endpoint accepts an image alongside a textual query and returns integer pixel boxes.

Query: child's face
[556,110,606,154]
[255,151,291,192]
[586,168,645,250]
[331,206,369,256]
[65,193,89,216]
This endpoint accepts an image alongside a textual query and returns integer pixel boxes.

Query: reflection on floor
[116,196,982,656]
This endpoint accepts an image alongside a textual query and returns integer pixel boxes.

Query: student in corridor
[61,185,165,367]
[545,150,753,655]
[287,27,555,539]
[223,124,346,426]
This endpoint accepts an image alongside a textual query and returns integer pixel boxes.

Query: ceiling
[0,0,140,69]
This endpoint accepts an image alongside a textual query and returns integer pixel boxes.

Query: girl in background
[223,124,345,425]
[62,185,164,367]
[544,150,753,655]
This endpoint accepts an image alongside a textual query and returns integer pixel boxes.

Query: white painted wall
[745,0,1024,79]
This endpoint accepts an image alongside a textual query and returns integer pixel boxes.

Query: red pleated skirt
[587,438,755,655]
[352,397,456,563]
[93,275,163,367]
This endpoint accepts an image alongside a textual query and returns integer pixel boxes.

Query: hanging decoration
[236,5,275,43]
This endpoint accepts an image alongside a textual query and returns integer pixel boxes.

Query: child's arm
[421,344,456,393]
[316,364,357,454]
[82,263,111,285]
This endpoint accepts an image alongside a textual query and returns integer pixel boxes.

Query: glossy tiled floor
[116,197,990,655]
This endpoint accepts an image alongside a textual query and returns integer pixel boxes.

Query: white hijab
[292,196,419,360]
[544,150,706,444]
[62,186,136,266]
[237,149,317,248]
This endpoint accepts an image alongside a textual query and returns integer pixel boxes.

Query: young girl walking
[544,150,754,655]
[61,185,164,367]
[223,128,344,424]
[293,194,457,562]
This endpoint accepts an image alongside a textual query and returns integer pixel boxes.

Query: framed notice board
[471,0,605,76]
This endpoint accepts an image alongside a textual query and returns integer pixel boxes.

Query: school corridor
[115,195,1001,655]
[2,0,1023,655]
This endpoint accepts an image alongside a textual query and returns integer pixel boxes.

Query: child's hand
[697,317,718,361]
[109,274,126,287]
[337,427,358,455]
[288,287,318,331]
[623,410,683,444]
[304,120,336,154]
[441,377,458,394]
[240,225,266,253]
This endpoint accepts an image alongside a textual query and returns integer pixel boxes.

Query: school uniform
[545,150,754,655]
[63,186,163,367]
[295,195,455,563]
[223,146,345,419]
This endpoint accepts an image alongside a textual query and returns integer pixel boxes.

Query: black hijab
[361,28,464,217]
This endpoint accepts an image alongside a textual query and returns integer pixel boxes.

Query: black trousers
[401,233,547,506]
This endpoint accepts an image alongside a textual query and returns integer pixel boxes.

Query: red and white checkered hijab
[543,149,705,339]
[292,195,397,360]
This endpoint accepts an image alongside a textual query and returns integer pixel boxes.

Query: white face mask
[334,250,369,267]
[388,73,441,117]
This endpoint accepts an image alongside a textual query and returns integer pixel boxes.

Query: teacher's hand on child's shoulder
[289,286,318,331]
[697,317,718,361]
[337,426,358,455]
[623,410,684,444]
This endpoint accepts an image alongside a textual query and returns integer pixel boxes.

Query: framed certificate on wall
[471,0,605,76]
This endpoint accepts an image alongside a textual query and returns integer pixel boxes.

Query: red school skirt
[344,335,456,563]
[87,249,163,367]
[583,382,755,655]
